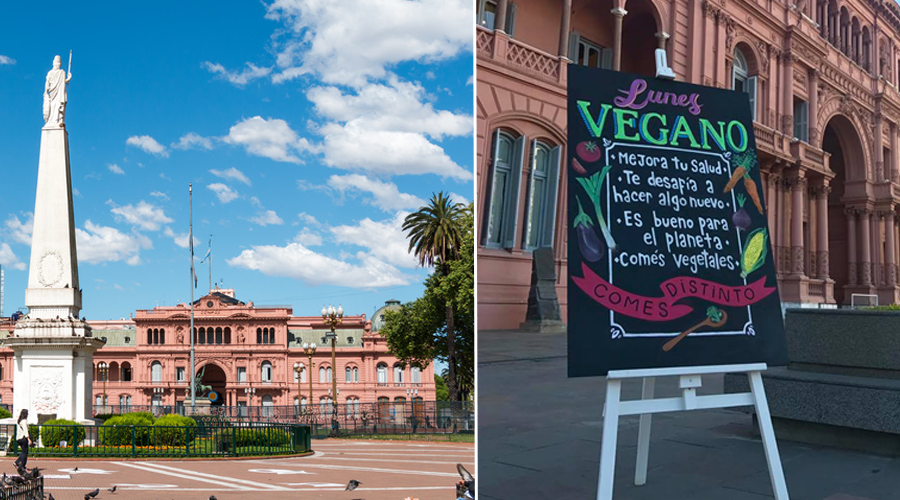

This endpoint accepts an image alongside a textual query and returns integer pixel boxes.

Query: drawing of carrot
[723,166,746,193]
[743,175,763,213]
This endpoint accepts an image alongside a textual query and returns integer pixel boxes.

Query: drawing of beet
[576,141,602,163]
[733,193,751,231]
[574,198,605,262]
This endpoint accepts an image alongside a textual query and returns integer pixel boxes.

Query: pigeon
[345,479,361,491]
[85,488,99,499]
[107,485,116,493]
[74,467,79,472]
[208,496,217,500]
[48,494,55,500]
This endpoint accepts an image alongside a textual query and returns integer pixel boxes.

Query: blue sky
[0,1,474,323]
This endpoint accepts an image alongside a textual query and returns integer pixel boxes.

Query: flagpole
[208,237,212,292]
[189,183,196,409]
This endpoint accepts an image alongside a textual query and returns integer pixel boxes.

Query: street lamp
[98,362,108,413]
[244,387,256,419]
[301,342,316,418]
[322,304,343,433]
[293,362,304,419]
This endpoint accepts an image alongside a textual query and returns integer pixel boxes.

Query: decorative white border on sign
[603,142,754,339]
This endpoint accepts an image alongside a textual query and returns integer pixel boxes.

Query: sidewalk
[479,329,900,500]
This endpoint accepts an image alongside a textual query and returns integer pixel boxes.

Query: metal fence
[0,477,42,500]
[92,400,474,438]
[4,422,310,458]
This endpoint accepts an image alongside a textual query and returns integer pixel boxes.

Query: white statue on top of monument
[43,54,72,128]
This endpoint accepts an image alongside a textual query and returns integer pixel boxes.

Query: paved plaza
[480,329,900,500]
[22,439,472,500]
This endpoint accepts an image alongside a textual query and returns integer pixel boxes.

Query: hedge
[150,415,197,446]
[40,419,86,447]
[100,413,155,446]
[210,428,291,452]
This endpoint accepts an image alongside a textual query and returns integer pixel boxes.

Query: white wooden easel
[597,363,789,500]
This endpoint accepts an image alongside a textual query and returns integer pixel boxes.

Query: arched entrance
[621,0,661,77]
[823,113,867,304]
[198,363,227,406]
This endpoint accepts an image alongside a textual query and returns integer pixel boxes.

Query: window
[301,397,307,411]
[151,393,162,406]
[732,48,757,121]
[151,361,162,382]
[569,34,612,69]
[198,328,205,345]
[261,361,273,382]
[793,99,809,142]
[476,0,515,36]
[301,366,306,383]
[262,395,274,417]
[257,328,262,344]
[523,140,561,250]
[215,327,222,345]
[377,363,388,383]
[237,367,247,382]
[319,366,326,382]
[353,367,359,383]
[96,395,102,406]
[411,367,421,384]
[345,366,352,383]
[482,130,525,248]
[224,327,231,344]
[159,328,165,344]
[122,363,132,382]
[327,367,333,383]
[176,367,185,382]
[394,364,404,383]
[119,395,126,408]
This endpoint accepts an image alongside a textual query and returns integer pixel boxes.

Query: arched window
[377,363,388,384]
[151,361,162,382]
[300,397,307,411]
[353,367,359,383]
[345,366,352,383]
[482,130,525,249]
[0,364,4,381]
[122,362,132,382]
[206,327,214,345]
[319,397,332,416]
[326,367,333,383]
[257,328,262,344]
[224,327,231,344]
[159,328,165,344]
[147,329,152,345]
[261,394,274,417]
[301,365,306,383]
[215,327,223,345]
[411,367,421,384]
[523,140,561,251]
[852,18,861,64]
[863,27,872,72]
[152,329,158,345]
[732,48,757,121]
[319,366,326,382]
[198,327,206,345]
[393,364,404,383]
[261,361,273,382]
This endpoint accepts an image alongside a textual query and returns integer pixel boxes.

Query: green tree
[434,374,450,401]
[401,193,468,400]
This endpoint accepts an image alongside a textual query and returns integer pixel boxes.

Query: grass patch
[32,444,297,457]
[337,433,474,443]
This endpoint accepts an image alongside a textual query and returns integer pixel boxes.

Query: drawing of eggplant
[574,197,605,262]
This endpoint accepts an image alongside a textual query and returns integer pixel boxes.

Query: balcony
[477,26,566,88]
[790,139,829,173]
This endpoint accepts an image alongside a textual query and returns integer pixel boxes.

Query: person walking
[13,410,31,472]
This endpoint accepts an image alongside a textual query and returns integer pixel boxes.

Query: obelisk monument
[5,54,104,425]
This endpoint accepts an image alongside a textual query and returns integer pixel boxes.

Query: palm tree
[403,192,467,400]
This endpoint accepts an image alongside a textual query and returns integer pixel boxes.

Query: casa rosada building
[477,0,900,329]
[0,289,434,413]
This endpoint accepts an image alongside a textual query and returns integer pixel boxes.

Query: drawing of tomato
[576,141,602,163]
[572,157,588,174]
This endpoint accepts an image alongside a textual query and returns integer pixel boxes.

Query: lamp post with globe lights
[302,342,316,421]
[322,305,343,433]
[244,387,256,419]
[293,361,305,419]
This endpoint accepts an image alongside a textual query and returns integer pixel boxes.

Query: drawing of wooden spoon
[662,308,728,352]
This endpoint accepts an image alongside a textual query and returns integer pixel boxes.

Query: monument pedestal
[4,335,104,425]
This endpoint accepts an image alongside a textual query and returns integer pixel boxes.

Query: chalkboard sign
[567,66,788,377]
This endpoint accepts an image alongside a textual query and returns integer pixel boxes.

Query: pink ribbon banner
[572,263,776,321]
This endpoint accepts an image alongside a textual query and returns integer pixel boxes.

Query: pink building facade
[478,0,900,329]
[0,291,434,414]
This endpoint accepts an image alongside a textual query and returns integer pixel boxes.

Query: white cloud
[5,214,33,245]
[207,183,239,203]
[150,191,169,201]
[449,191,471,206]
[466,75,473,85]
[266,0,472,87]
[320,122,471,179]
[0,56,15,65]
[0,243,26,271]
[223,116,315,164]
[164,227,198,249]
[108,200,174,231]
[294,227,323,246]
[425,71,436,80]
[307,78,472,139]
[126,135,169,157]
[297,212,320,226]
[248,210,284,226]
[227,242,411,287]
[330,211,417,269]
[327,174,425,212]
[202,61,272,86]
[210,167,251,186]
[172,132,214,150]
[108,164,124,175]
[76,220,152,265]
